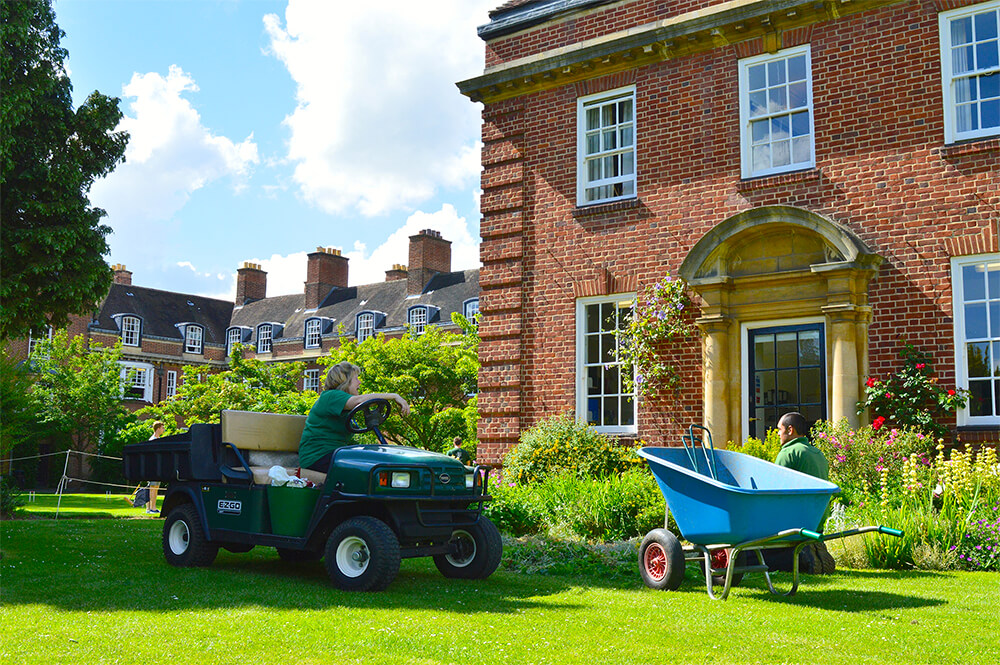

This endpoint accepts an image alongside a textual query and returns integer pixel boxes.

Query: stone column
[699,315,732,444]
[824,306,860,428]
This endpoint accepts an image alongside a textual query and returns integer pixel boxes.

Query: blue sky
[53,0,493,300]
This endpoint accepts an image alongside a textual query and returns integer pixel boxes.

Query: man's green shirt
[774,436,829,481]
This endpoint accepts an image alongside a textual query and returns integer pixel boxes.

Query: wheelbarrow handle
[878,526,904,538]
[799,529,823,541]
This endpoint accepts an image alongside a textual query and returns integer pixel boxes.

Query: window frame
[120,361,153,402]
[463,298,479,325]
[738,44,815,179]
[952,253,1000,426]
[355,311,376,343]
[576,86,637,207]
[575,293,637,435]
[226,327,243,357]
[304,368,321,393]
[939,1,1000,144]
[408,306,428,335]
[27,326,54,358]
[304,318,322,349]
[256,323,273,354]
[184,324,204,354]
[121,316,141,347]
[165,370,177,398]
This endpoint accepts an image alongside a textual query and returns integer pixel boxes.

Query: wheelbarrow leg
[758,540,809,597]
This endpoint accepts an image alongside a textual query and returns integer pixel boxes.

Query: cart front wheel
[639,529,685,591]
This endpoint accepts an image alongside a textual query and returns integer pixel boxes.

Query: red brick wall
[305,251,349,308]
[476,0,999,462]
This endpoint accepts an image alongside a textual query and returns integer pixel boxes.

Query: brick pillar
[112,264,132,285]
[236,262,266,306]
[477,101,526,467]
[408,230,452,295]
[305,247,348,309]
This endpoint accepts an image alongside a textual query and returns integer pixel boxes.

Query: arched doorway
[679,206,882,446]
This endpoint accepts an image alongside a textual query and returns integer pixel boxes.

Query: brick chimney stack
[236,262,267,306]
[305,247,348,309]
[112,264,132,286]
[408,229,451,295]
[385,264,408,282]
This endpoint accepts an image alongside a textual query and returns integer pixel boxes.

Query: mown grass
[2,498,998,664]
[13,491,160,519]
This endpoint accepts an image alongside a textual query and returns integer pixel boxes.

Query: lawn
[2,500,998,664]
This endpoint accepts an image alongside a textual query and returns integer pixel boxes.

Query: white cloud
[247,204,479,296]
[90,66,259,259]
[263,0,491,216]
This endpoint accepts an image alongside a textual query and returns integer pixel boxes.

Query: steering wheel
[345,398,393,435]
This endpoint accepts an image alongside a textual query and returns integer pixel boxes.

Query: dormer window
[28,326,54,358]
[184,325,204,354]
[463,298,479,325]
[257,323,273,354]
[121,316,141,347]
[408,306,428,335]
[305,318,322,349]
[357,312,375,343]
[226,327,242,356]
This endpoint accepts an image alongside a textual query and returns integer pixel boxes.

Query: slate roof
[230,269,479,340]
[92,283,234,343]
[481,0,616,39]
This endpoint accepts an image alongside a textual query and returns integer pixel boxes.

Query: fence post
[55,450,71,519]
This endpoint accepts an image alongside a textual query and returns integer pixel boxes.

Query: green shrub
[1,475,25,517]
[488,468,671,542]
[728,427,781,461]
[503,413,640,484]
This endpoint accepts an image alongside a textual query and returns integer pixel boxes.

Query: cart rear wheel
[639,529,685,591]
[162,504,218,567]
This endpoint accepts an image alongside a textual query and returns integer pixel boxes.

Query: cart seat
[220,410,326,486]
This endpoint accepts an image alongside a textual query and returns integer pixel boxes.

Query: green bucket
[267,485,321,537]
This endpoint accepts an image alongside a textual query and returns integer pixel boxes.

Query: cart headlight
[391,472,411,488]
[466,473,475,488]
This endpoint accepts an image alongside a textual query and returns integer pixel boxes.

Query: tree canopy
[320,315,479,453]
[138,345,317,427]
[1,0,129,340]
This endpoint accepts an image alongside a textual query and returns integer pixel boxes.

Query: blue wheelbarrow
[637,425,903,600]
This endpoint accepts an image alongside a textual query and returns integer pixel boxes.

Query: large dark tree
[1,0,128,340]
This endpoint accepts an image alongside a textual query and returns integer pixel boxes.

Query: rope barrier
[6,449,133,519]
[58,477,136,490]
[5,450,123,463]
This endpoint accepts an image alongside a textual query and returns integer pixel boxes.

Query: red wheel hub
[710,548,730,571]
[644,542,667,581]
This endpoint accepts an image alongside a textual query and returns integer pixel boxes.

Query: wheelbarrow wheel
[639,529,685,591]
[699,547,744,587]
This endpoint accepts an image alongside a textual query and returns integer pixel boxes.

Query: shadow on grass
[1,518,641,615]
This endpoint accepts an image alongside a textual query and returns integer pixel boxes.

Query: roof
[230,269,480,339]
[481,0,617,39]
[92,283,234,343]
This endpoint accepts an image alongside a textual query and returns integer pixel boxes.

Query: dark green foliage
[0,475,25,517]
[1,0,129,340]
[503,413,642,484]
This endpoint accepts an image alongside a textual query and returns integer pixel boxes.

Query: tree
[27,331,131,457]
[320,314,479,452]
[0,348,47,458]
[1,0,129,340]
[139,345,317,427]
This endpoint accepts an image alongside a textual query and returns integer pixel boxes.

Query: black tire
[324,517,400,591]
[805,541,836,575]
[639,529,685,591]
[162,504,218,567]
[277,547,322,563]
[433,518,503,580]
[222,543,255,554]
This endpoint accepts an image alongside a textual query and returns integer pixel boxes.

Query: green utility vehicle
[122,400,500,591]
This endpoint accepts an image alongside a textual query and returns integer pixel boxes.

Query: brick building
[459,0,999,463]
[10,229,478,407]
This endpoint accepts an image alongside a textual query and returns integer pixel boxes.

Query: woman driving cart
[298,361,410,474]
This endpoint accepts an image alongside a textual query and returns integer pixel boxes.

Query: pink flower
[915,363,925,370]
[866,377,877,388]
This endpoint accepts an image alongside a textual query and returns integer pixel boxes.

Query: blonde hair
[324,361,360,392]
